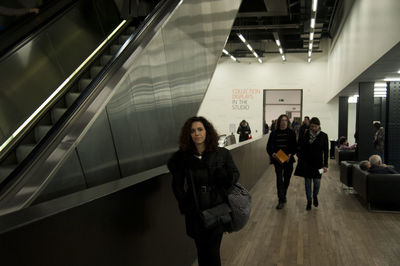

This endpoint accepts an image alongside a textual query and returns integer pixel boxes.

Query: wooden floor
[197,159,400,266]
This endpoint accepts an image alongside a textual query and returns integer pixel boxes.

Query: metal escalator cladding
[0,0,242,215]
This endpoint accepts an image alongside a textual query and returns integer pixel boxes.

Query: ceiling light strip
[222,48,239,62]
[308,0,318,63]
[236,33,262,63]
[273,32,286,62]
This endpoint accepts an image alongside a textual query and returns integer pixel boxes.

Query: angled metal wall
[36,0,242,202]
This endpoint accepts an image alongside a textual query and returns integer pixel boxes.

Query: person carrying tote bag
[167,116,239,266]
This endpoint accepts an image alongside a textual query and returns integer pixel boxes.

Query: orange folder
[276,149,289,164]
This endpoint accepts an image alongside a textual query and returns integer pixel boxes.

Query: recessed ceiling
[224,0,341,58]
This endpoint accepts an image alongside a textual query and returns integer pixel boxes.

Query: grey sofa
[339,161,359,187]
[335,147,357,165]
[352,165,400,210]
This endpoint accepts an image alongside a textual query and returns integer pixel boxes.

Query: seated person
[359,160,371,171]
[368,155,398,174]
[338,136,357,150]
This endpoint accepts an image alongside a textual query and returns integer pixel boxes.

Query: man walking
[267,114,297,209]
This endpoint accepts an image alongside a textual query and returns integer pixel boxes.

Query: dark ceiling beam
[232,24,301,30]
[237,12,284,17]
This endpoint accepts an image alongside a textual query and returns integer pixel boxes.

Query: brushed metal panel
[146,31,178,159]
[34,149,86,204]
[106,74,146,177]
[0,33,65,142]
[45,3,105,78]
[76,110,120,187]
[106,0,242,178]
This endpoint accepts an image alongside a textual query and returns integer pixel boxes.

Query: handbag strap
[188,170,201,213]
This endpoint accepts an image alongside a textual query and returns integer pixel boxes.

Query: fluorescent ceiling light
[258,58,262,63]
[282,55,286,61]
[275,40,281,47]
[222,49,229,55]
[310,18,315,29]
[309,42,313,50]
[374,88,387,92]
[237,33,246,43]
[374,82,387,87]
[308,50,312,57]
[312,0,318,12]
[308,58,311,63]
[230,55,237,61]
[253,51,258,57]
[348,96,358,103]
[398,70,400,74]
[310,32,314,41]
[384,78,400,81]
[246,44,253,51]
[279,48,283,54]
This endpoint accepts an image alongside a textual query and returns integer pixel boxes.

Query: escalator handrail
[0,0,181,213]
[0,14,131,164]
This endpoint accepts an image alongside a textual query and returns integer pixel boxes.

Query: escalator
[0,0,241,216]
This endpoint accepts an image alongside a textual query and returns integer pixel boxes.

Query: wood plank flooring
[196,159,400,266]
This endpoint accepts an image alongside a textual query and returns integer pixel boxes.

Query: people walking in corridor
[295,117,329,210]
[168,116,239,266]
[266,114,297,209]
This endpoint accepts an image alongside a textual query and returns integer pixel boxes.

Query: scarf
[309,129,321,144]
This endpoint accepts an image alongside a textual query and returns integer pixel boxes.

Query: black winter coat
[295,130,329,179]
[237,125,251,142]
[266,128,297,164]
[167,147,239,238]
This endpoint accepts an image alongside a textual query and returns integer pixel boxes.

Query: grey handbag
[226,183,251,232]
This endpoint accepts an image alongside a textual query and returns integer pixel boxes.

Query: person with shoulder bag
[167,116,240,266]
[295,117,329,210]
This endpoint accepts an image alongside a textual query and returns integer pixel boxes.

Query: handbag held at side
[189,171,251,232]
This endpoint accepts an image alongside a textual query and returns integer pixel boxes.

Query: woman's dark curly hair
[179,116,219,153]
[276,114,291,129]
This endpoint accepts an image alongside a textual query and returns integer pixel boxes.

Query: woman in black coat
[237,120,251,142]
[167,116,239,266]
[295,117,328,210]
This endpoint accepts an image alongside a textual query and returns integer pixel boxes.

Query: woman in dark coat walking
[295,117,328,210]
[168,116,239,266]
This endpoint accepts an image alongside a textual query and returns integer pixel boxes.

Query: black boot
[313,196,319,207]
[306,201,312,211]
[276,202,284,209]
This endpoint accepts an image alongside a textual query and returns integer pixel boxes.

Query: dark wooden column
[387,81,400,169]
[357,82,375,160]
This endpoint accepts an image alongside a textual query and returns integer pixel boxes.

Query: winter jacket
[167,147,239,238]
[266,128,297,164]
[295,130,329,179]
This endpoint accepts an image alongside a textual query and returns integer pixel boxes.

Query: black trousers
[194,232,223,266]
[273,163,293,202]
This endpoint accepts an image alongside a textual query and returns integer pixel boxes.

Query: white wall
[198,49,339,142]
[327,0,400,100]
[347,103,357,145]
